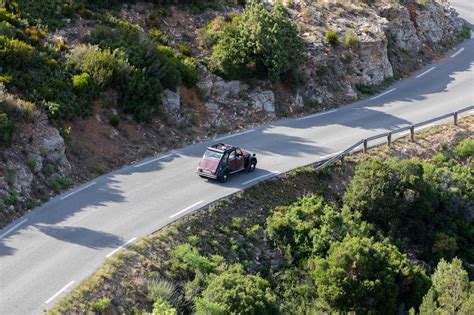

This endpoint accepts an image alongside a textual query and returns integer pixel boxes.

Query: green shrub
[344,31,360,49]
[177,57,198,87]
[420,258,471,314]
[454,138,474,159]
[109,114,120,127]
[121,70,162,123]
[5,191,17,205]
[343,158,438,242]
[178,43,191,56]
[149,28,171,45]
[72,72,92,92]
[43,101,61,119]
[50,177,74,193]
[325,30,338,45]
[355,83,378,95]
[209,1,304,81]
[0,111,15,146]
[460,23,471,39]
[68,45,131,88]
[195,265,278,315]
[310,236,429,313]
[0,35,35,68]
[151,298,176,315]
[266,195,369,261]
[171,243,215,274]
[202,17,227,48]
[91,297,111,312]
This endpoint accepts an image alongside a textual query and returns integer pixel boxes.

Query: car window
[203,150,223,160]
[229,150,235,160]
[236,149,242,156]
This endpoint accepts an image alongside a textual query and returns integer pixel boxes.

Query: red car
[196,143,257,182]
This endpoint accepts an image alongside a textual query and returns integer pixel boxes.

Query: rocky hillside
[0,0,469,227]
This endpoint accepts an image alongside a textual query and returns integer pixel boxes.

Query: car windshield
[203,149,223,161]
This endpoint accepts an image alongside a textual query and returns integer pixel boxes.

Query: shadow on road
[1,35,472,256]
[34,225,123,249]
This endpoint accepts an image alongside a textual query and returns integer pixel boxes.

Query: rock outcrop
[0,112,70,224]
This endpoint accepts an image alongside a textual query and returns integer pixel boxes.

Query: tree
[343,158,439,247]
[209,0,304,81]
[310,236,429,314]
[266,195,369,262]
[420,258,471,315]
[195,265,278,315]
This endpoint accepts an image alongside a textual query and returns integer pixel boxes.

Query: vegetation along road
[0,0,473,313]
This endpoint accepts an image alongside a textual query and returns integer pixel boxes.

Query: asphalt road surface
[1,1,473,313]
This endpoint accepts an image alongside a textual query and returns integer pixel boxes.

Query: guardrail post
[410,125,415,142]
[454,112,458,126]
[387,132,392,147]
[363,139,368,154]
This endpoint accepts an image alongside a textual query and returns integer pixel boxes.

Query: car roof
[207,143,238,153]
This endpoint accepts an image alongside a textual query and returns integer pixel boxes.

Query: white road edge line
[0,219,28,239]
[242,171,281,186]
[416,67,436,78]
[169,200,204,219]
[299,109,337,120]
[106,237,138,258]
[216,129,254,141]
[134,154,174,168]
[60,182,96,201]
[44,281,75,304]
[450,47,464,58]
[370,88,396,101]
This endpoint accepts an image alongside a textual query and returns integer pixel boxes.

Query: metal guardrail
[316,105,474,170]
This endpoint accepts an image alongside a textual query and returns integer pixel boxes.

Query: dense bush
[266,195,369,261]
[454,138,474,159]
[121,70,163,123]
[310,236,429,313]
[344,157,474,263]
[420,258,472,314]
[209,1,304,81]
[0,35,34,68]
[88,21,199,120]
[68,45,131,88]
[343,159,438,242]
[195,265,278,315]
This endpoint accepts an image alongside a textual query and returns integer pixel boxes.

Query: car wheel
[247,161,256,173]
[218,173,228,183]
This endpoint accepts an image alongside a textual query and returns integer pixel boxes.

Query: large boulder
[249,90,275,115]
[416,0,464,46]
[380,5,421,53]
[355,35,394,85]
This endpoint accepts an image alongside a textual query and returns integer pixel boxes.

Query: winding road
[1,1,473,313]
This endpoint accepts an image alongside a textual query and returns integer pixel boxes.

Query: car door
[228,149,238,171]
[234,148,245,170]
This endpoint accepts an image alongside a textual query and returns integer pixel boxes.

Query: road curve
[1,1,473,313]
